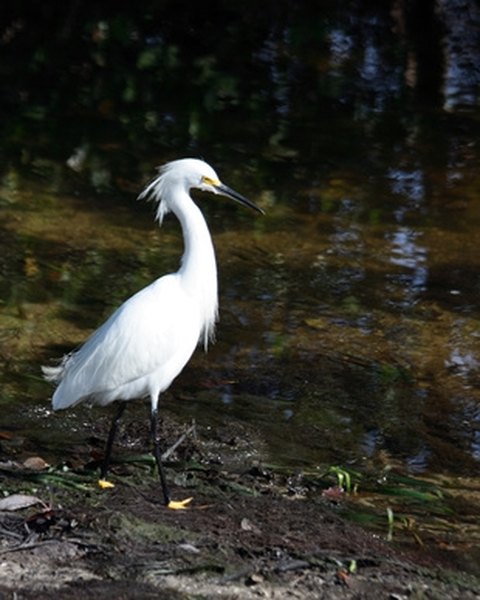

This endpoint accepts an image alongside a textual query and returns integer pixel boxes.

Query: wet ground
[1,414,480,599]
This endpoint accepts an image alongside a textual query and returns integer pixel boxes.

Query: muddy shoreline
[1,416,479,599]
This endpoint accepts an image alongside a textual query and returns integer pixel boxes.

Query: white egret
[42,158,263,509]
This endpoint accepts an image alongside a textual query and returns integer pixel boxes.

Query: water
[1,1,480,566]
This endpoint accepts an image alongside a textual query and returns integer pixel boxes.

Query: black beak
[217,183,265,215]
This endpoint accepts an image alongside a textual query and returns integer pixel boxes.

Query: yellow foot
[167,497,193,510]
[98,478,115,489]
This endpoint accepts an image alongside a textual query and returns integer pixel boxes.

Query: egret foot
[98,478,115,489]
[167,497,193,510]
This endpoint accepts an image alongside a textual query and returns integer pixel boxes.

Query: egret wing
[52,275,201,408]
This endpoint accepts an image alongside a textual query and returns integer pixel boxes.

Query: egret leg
[150,406,171,505]
[150,406,193,510]
[99,401,127,487]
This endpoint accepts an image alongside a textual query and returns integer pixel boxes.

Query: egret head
[139,158,264,223]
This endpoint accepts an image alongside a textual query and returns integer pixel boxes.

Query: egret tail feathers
[41,364,63,383]
[42,355,80,410]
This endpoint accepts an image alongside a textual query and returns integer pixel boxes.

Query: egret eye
[202,175,220,187]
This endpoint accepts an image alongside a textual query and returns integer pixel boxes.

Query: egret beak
[216,183,265,215]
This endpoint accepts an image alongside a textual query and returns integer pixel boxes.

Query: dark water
[1,1,480,565]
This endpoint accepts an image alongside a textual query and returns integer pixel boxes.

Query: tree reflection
[0,2,479,189]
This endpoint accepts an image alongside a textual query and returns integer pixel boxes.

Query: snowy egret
[42,158,263,509]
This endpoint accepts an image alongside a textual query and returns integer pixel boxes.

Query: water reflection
[388,168,425,208]
[439,0,480,110]
[386,226,428,307]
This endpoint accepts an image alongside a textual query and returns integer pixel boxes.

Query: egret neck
[172,187,218,348]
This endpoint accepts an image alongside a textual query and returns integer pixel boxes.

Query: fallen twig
[0,538,59,555]
[0,526,23,541]
[161,422,196,461]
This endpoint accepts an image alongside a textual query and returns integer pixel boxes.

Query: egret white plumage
[42,158,263,509]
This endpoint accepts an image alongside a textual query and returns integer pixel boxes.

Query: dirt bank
[1,416,479,599]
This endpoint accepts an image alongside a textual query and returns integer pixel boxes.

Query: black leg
[150,405,171,506]
[100,401,127,481]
